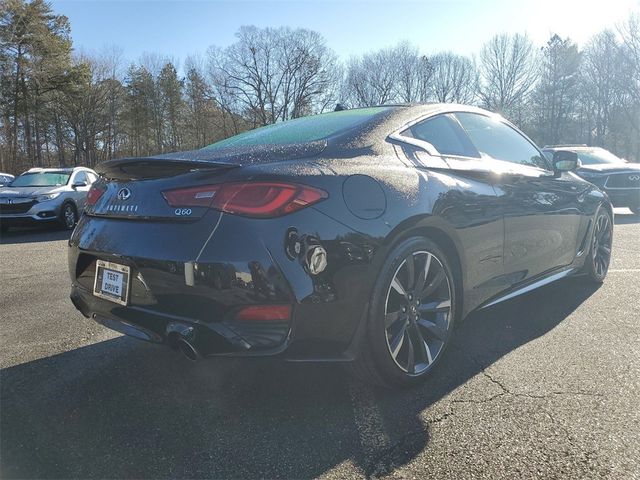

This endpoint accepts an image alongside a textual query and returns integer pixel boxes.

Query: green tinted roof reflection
[203,107,393,150]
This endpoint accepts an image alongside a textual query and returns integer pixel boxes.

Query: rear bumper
[68,209,380,360]
[70,283,289,357]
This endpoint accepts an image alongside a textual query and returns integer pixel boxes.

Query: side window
[454,112,550,170]
[403,114,480,158]
[74,172,87,185]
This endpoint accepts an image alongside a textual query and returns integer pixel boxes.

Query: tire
[350,237,458,387]
[1,224,8,234]
[582,206,613,283]
[59,202,78,230]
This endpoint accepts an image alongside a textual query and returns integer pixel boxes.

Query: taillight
[234,305,292,321]
[162,182,327,218]
[86,184,106,206]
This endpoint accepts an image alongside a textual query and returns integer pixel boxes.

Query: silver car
[0,167,98,232]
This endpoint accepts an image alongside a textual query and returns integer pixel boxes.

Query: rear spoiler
[96,158,239,181]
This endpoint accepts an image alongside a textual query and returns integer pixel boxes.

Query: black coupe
[69,104,613,386]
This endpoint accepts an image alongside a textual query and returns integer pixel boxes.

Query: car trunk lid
[89,141,326,221]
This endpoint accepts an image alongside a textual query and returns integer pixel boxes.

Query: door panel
[492,170,586,281]
[452,112,586,284]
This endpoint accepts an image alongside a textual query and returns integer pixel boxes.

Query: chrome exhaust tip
[178,338,199,361]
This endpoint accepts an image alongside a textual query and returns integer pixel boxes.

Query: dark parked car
[0,167,98,232]
[0,173,14,187]
[543,145,640,214]
[69,104,613,387]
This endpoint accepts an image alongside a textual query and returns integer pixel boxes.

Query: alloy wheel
[384,250,452,375]
[592,213,612,278]
[64,205,76,229]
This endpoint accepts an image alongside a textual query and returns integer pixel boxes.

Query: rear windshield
[10,172,71,187]
[203,107,393,151]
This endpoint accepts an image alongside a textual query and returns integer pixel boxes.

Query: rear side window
[404,114,480,158]
[454,112,549,170]
[74,172,88,184]
[203,107,394,150]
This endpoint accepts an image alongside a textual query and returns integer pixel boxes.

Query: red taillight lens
[162,185,220,208]
[234,305,292,321]
[162,182,327,218]
[86,184,106,206]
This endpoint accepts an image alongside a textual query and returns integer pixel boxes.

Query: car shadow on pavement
[0,279,600,479]
[0,227,71,244]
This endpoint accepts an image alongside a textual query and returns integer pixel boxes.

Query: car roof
[134,103,506,167]
[543,145,591,151]
[23,167,95,174]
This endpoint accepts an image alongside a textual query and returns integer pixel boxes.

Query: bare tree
[343,47,399,107]
[207,26,338,126]
[479,33,539,118]
[392,42,432,103]
[429,52,478,104]
[580,30,621,146]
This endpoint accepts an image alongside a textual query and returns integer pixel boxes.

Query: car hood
[0,185,66,198]
[579,163,640,174]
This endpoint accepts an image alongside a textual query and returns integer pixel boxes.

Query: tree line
[1,0,639,175]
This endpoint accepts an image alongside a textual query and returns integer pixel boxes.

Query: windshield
[203,107,393,151]
[574,148,625,166]
[10,172,71,187]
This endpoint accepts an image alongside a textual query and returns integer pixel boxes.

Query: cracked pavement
[1,210,639,479]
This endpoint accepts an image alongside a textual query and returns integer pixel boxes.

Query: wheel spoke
[405,254,415,291]
[389,326,406,359]
[597,223,608,242]
[414,253,431,295]
[417,317,448,341]
[419,269,445,299]
[419,299,451,315]
[391,276,406,296]
[409,322,430,365]
[406,333,416,374]
[385,310,405,329]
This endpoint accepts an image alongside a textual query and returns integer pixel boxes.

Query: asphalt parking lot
[1,210,639,479]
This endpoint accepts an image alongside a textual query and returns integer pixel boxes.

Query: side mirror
[72,181,88,189]
[552,150,580,173]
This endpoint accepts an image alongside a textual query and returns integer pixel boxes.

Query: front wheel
[582,207,613,283]
[351,237,457,387]
[60,203,78,230]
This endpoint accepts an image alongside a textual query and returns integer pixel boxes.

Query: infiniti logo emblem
[629,175,640,181]
[117,188,131,201]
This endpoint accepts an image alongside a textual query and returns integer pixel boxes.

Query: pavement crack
[450,345,604,402]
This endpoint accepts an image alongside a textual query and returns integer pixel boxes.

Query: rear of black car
[69,107,402,360]
[69,158,331,357]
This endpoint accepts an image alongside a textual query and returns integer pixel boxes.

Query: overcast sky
[50,0,640,65]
